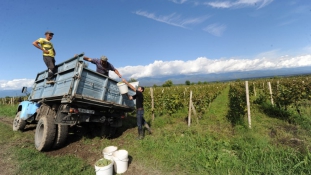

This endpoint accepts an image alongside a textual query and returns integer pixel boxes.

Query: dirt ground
[0,116,160,175]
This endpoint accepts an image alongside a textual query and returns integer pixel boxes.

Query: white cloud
[278,19,297,26]
[206,1,232,8]
[206,0,273,9]
[170,0,188,4]
[3,53,311,90]
[134,10,209,28]
[0,79,34,90]
[108,54,311,80]
[257,0,273,9]
[203,23,227,36]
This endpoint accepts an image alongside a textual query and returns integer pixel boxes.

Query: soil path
[0,116,160,175]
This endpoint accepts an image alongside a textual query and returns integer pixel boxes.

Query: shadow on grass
[54,115,138,151]
[257,102,292,122]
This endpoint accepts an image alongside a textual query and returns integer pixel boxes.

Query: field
[1,75,311,175]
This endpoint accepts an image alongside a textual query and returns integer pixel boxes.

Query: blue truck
[12,53,136,151]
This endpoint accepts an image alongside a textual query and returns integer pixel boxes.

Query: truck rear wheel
[13,111,27,131]
[53,124,68,149]
[35,116,56,151]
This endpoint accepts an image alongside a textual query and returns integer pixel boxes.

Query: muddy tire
[13,111,27,131]
[53,124,68,149]
[35,116,56,151]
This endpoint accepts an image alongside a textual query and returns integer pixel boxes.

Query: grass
[13,148,94,175]
[0,104,18,117]
[1,85,311,174]
[0,114,94,175]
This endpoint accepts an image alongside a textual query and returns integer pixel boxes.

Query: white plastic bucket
[129,81,139,89]
[113,149,128,160]
[112,150,129,174]
[102,146,118,160]
[95,159,113,175]
[117,82,128,94]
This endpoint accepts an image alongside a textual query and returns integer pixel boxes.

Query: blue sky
[0,0,311,90]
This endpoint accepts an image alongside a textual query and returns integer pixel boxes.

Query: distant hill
[137,66,311,86]
[1,66,311,97]
[0,90,24,98]
[0,88,32,98]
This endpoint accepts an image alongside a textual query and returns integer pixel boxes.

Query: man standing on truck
[83,55,122,78]
[33,31,56,84]
[122,78,152,140]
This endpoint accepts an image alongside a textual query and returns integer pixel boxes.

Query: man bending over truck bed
[83,55,122,78]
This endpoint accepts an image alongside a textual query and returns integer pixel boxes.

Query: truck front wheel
[13,111,27,131]
[35,116,56,151]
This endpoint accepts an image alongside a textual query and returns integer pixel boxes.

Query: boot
[136,128,144,140]
[144,123,152,135]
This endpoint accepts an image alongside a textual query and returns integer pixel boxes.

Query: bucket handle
[113,157,128,162]
[95,164,112,172]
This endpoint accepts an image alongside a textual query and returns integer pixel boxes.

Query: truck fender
[19,101,41,120]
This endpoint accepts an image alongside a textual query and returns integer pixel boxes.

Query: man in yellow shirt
[33,31,56,84]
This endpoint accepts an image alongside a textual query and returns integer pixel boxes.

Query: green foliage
[185,80,190,85]
[253,93,268,105]
[162,80,173,87]
[226,83,246,126]
[273,76,280,79]
[129,78,137,82]
[144,84,226,116]
[95,158,111,167]
[258,102,292,122]
[163,94,184,115]
[0,96,26,104]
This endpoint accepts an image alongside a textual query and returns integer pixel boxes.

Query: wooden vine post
[188,91,192,127]
[267,82,274,105]
[245,81,251,129]
[191,101,199,124]
[187,90,198,126]
[253,82,256,97]
[150,87,155,121]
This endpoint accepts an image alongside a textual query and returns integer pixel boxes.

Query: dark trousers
[136,109,146,130]
[43,56,56,81]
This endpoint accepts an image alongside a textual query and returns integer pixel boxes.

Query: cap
[101,56,108,61]
[45,31,54,35]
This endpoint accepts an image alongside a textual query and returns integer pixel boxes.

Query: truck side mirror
[22,87,27,93]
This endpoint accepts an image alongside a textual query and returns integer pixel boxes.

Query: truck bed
[29,54,135,111]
